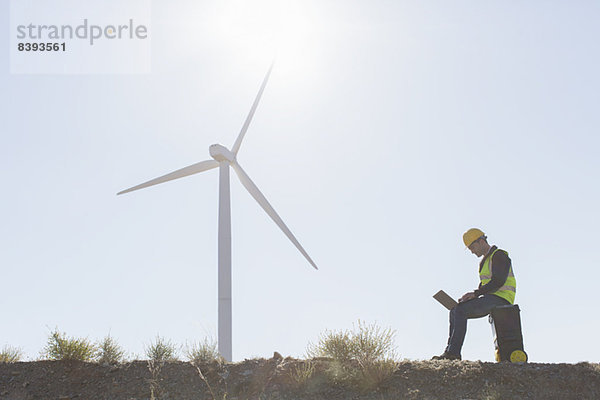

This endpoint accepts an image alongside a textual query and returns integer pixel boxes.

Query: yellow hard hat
[463,228,485,248]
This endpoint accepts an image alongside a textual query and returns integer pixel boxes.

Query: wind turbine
[117,63,318,362]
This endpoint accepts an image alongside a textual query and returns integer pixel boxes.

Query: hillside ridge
[1,358,599,399]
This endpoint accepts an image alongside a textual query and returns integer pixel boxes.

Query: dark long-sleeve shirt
[473,245,511,297]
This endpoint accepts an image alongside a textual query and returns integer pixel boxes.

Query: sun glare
[211,0,319,78]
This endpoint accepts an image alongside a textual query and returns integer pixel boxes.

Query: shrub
[0,345,24,363]
[307,320,398,391]
[41,329,98,361]
[351,320,397,364]
[307,329,354,362]
[145,335,179,362]
[184,338,223,364]
[97,335,126,364]
[307,320,397,363]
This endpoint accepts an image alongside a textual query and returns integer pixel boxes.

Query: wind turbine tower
[118,63,318,361]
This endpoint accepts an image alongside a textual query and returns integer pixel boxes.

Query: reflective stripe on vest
[480,248,516,304]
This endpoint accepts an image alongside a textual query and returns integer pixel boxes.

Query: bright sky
[1,0,599,363]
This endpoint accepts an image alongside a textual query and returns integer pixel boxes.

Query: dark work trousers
[445,294,510,356]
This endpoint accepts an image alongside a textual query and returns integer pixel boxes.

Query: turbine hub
[209,144,235,163]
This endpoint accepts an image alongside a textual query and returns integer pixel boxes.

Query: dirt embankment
[1,358,599,400]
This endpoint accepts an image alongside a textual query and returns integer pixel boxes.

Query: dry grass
[307,329,354,361]
[307,320,397,363]
[185,338,224,364]
[147,359,164,400]
[41,329,97,361]
[97,335,126,364]
[194,364,229,400]
[145,335,179,362]
[307,320,398,391]
[286,361,316,390]
[0,345,24,363]
[357,358,398,391]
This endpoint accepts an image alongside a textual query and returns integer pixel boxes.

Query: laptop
[433,290,458,310]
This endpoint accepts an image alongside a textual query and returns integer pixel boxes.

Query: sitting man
[433,228,516,360]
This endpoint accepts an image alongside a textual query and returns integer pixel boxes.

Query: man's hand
[459,292,476,303]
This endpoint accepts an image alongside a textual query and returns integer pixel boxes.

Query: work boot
[431,351,461,361]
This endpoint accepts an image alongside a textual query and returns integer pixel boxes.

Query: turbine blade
[231,161,318,270]
[117,159,219,195]
[231,61,275,155]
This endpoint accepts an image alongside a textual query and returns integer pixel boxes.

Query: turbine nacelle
[210,144,236,163]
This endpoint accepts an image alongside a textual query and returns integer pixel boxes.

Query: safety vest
[480,248,516,304]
